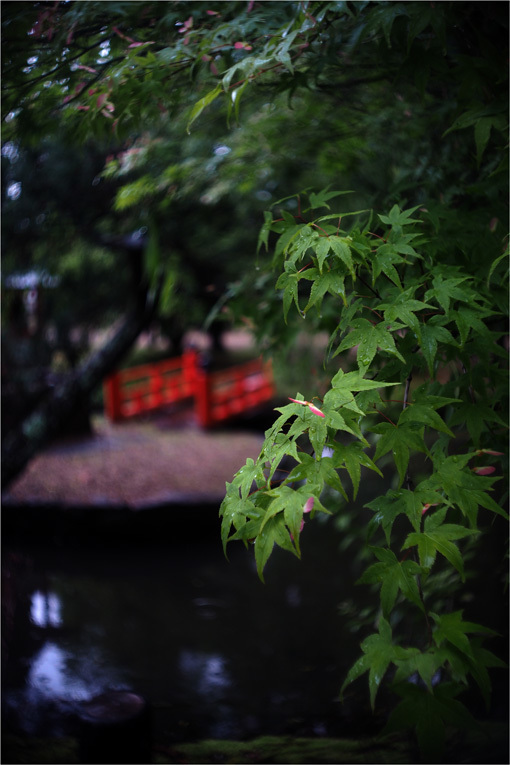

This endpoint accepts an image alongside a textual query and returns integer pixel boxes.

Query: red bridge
[103,349,275,427]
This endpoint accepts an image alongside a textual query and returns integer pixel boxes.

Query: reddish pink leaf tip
[472,466,496,475]
[308,403,325,417]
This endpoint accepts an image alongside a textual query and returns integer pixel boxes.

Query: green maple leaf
[365,488,446,541]
[256,210,275,254]
[285,453,321,492]
[329,368,398,392]
[418,457,507,525]
[431,610,499,660]
[378,287,434,339]
[398,401,453,436]
[307,186,349,210]
[231,457,267,499]
[340,617,403,709]
[304,268,347,313]
[388,232,424,258]
[287,453,347,499]
[393,647,443,692]
[264,397,311,444]
[448,400,506,445]
[287,444,348,499]
[261,430,302,482]
[220,493,270,556]
[275,267,302,321]
[436,638,507,711]
[434,643,471,686]
[254,513,287,582]
[419,321,457,376]
[259,485,306,556]
[252,487,331,580]
[322,370,398,444]
[317,456,349,498]
[378,204,421,227]
[314,236,331,272]
[384,682,476,762]
[306,410,328,456]
[365,490,408,542]
[371,421,428,487]
[336,318,405,373]
[328,440,382,499]
[329,235,355,279]
[187,83,222,133]
[273,222,306,263]
[401,506,478,579]
[447,485,507,527]
[322,403,358,436]
[357,546,425,616]
[285,226,319,266]
[451,306,493,346]
[328,297,364,358]
[219,484,261,555]
[467,639,508,710]
[424,274,474,313]
[371,243,406,288]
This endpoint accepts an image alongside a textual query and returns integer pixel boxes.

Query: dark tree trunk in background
[1,293,158,492]
[1,231,157,492]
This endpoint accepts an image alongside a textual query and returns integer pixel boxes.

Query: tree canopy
[3,1,507,346]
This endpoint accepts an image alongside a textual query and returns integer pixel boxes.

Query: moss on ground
[153,733,413,763]
[3,723,508,765]
[2,734,80,764]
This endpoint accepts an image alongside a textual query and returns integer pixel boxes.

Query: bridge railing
[103,350,274,427]
[194,357,275,427]
[103,350,199,422]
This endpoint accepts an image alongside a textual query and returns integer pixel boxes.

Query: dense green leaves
[384,682,477,763]
[222,189,507,757]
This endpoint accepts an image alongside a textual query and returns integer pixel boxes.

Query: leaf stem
[373,406,397,427]
[362,305,383,320]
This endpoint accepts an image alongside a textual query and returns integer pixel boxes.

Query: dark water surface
[3,494,508,753]
[2,507,377,745]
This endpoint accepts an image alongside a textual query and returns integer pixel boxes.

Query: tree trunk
[1,294,157,492]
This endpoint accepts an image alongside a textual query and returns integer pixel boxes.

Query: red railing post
[182,348,199,396]
[103,373,123,422]
[194,365,212,427]
[150,371,163,408]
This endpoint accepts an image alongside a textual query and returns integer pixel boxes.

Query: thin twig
[357,273,382,300]
[403,370,412,410]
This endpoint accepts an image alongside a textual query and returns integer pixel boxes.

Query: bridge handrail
[103,350,274,426]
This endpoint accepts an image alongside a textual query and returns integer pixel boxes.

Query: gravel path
[2,411,265,509]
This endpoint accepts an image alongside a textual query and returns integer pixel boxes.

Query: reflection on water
[31,592,62,629]
[179,650,231,696]
[2,512,374,743]
[27,641,127,703]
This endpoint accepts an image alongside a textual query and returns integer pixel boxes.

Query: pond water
[2,506,379,746]
[2,493,508,752]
